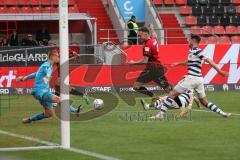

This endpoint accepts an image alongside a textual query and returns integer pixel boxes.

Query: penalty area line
[0,129,122,160]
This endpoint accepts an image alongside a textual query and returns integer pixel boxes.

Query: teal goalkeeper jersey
[26,61,53,90]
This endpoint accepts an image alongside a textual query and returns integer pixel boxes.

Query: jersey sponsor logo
[144,47,150,52]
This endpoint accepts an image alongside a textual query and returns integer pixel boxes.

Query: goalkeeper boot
[76,105,83,117]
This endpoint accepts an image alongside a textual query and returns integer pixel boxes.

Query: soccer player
[130,27,182,107]
[151,34,231,119]
[54,48,90,106]
[141,90,201,114]
[16,50,81,124]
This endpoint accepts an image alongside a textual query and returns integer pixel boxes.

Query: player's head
[48,50,60,63]
[138,27,150,41]
[131,15,136,22]
[189,34,201,48]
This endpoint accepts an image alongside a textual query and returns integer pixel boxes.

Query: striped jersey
[187,47,206,77]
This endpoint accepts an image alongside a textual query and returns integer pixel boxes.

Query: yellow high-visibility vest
[128,21,139,35]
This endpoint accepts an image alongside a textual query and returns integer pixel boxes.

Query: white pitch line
[0,146,60,152]
[192,109,240,116]
[0,130,122,160]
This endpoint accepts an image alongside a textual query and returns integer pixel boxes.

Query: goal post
[59,0,70,149]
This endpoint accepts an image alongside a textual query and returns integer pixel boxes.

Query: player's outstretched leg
[199,97,231,117]
[23,107,55,124]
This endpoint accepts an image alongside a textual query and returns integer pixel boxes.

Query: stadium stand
[151,0,240,44]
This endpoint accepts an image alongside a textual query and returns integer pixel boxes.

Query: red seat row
[0,0,75,6]
[190,25,240,35]
[152,0,187,5]
[152,0,240,5]
[0,6,79,13]
[200,36,240,44]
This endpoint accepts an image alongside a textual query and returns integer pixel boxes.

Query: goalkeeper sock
[29,112,45,122]
[207,102,227,116]
[69,105,77,113]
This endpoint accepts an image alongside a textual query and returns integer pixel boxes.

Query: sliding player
[141,90,201,118]
[151,34,231,119]
[130,27,182,107]
[16,50,81,124]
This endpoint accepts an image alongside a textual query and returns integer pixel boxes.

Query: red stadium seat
[200,37,207,44]
[190,26,201,35]
[185,16,196,25]
[6,0,17,6]
[33,7,42,13]
[21,7,32,13]
[232,0,240,5]
[0,0,4,6]
[214,26,225,35]
[69,6,79,13]
[164,0,175,5]
[202,26,213,35]
[53,0,58,6]
[8,7,19,14]
[175,0,187,5]
[237,6,240,14]
[0,7,7,14]
[237,26,240,34]
[69,0,75,6]
[41,0,51,6]
[18,0,28,6]
[231,36,240,43]
[152,0,164,5]
[42,7,56,13]
[30,0,40,6]
[218,36,231,44]
[208,36,218,44]
[226,26,237,35]
[180,6,192,15]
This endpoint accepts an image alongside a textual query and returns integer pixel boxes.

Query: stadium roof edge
[0,13,95,21]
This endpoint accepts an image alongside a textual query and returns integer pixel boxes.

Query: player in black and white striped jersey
[150,34,231,119]
[141,90,201,113]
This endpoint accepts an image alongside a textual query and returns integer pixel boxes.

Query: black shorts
[136,65,170,89]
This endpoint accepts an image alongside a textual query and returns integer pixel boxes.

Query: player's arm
[172,60,188,67]
[204,58,228,77]
[16,72,36,82]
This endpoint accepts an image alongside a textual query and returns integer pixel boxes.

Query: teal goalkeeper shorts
[31,89,54,108]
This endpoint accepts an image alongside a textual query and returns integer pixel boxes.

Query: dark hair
[138,27,150,34]
[190,34,201,43]
[131,15,136,19]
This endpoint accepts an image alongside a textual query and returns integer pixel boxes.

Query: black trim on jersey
[193,50,202,56]
[181,95,190,105]
[188,60,202,64]
[188,68,201,73]
[182,93,190,99]
[188,73,202,77]
[188,64,201,69]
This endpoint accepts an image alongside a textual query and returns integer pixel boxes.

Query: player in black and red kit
[130,27,182,107]
[52,48,90,114]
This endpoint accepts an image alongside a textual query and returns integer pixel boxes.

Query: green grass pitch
[0,91,239,160]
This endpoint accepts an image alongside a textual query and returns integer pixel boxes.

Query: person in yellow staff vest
[127,15,139,45]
